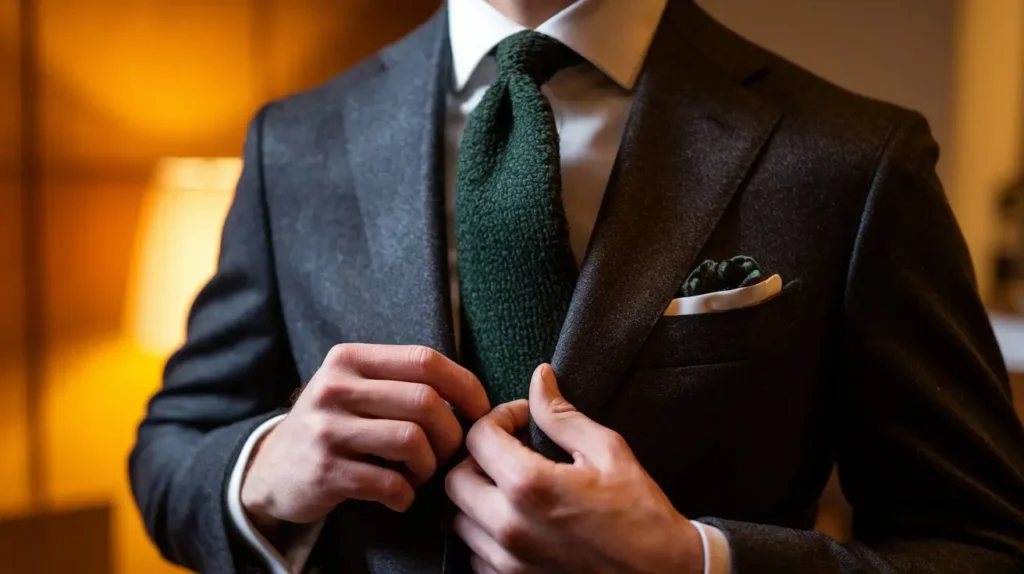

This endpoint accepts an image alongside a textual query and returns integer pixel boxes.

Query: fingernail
[539,364,555,392]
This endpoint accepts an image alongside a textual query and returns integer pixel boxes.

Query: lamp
[124,157,241,355]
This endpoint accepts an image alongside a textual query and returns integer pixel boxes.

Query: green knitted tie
[454,31,582,406]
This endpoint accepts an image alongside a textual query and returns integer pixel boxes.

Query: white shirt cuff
[226,414,325,574]
[692,521,733,574]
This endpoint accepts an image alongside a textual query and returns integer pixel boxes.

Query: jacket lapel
[545,2,782,428]
[332,10,457,358]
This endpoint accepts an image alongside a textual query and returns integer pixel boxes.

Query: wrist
[240,482,282,535]
[670,517,705,574]
[239,435,284,536]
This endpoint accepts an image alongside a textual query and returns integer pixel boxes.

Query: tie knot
[496,30,582,85]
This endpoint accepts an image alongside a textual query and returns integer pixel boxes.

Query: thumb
[529,364,620,466]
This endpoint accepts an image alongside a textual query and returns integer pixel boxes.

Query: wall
[948,0,1024,300]
[0,0,30,516]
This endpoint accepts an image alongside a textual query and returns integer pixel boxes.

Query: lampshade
[124,157,241,355]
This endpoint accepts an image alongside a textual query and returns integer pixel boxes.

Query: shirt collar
[448,0,668,92]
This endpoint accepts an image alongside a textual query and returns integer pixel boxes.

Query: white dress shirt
[228,1,732,572]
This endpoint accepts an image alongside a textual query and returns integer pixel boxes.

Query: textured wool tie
[454,31,583,405]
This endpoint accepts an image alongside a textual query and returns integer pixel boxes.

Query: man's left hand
[445,364,704,574]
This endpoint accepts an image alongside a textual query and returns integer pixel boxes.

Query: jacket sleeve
[128,104,300,573]
[700,113,1024,573]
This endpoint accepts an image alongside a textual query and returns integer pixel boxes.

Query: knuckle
[465,415,494,447]
[408,383,441,414]
[396,422,426,451]
[379,471,406,499]
[546,396,578,418]
[305,373,333,404]
[493,403,518,427]
[309,454,335,492]
[324,343,359,368]
[307,414,334,445]
[494,518,528,552]
[602,430,630,457]
[329,377,360,404]
[314,375,356,406]
[506,467,546,508]
[408,345,440,371]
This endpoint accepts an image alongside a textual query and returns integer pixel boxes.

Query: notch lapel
[332,11,457,358]
[539,3,782,451]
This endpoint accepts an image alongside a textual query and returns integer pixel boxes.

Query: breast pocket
[633,280,803,369]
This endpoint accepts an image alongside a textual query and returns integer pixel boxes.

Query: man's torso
[252,3,913,571]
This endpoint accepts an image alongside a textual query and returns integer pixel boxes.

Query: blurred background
[0,0,1022,572]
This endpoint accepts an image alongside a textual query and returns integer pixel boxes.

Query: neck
[486,0,575,28]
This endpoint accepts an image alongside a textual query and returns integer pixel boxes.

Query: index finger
[328,344,491,420]
[465,400,555,491]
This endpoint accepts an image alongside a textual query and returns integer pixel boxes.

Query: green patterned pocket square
[679,255,764,298]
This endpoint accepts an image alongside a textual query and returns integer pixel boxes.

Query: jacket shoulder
[758,48,926,142]
[258,9,443,139]
[684,3,932,161]
[259,55,382,139]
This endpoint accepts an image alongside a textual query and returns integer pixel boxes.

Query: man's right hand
[240,344,490,532]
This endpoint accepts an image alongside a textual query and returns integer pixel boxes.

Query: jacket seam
[842,117,905,309]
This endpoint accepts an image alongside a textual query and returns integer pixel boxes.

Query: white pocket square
[663,274,783,316]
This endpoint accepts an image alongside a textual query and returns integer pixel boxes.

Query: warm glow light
[950,0,1024,299]
[124,158,240,355]
[34,3,261,148]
